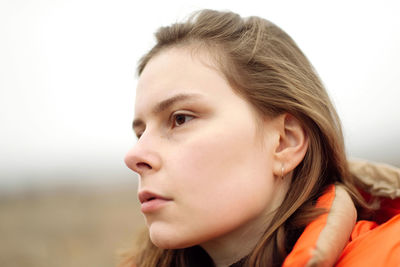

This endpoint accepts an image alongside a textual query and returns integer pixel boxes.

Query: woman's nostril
[137,162,152,169]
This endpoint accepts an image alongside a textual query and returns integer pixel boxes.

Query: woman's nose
[124,137,161,176]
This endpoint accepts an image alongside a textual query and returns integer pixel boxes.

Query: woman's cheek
[170,123,256,196]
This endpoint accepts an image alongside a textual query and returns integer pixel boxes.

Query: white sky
[1,0,399,189]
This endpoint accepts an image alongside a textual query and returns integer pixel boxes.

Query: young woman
[122,9,400,267]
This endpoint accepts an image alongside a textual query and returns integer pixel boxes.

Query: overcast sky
[1,0,399,190]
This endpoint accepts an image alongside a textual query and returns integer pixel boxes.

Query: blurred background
[0,0,399,266]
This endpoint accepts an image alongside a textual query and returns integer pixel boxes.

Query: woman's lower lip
[141,199,171,213]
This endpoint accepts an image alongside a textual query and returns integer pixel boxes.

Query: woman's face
[125,47,283,249]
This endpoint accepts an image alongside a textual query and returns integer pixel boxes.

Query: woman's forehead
[134,47,230,114]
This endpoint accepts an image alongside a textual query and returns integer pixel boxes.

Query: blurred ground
[0,184,145,267]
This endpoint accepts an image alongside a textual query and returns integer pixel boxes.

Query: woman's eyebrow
[152,93,203,114]
[132,93,203,130]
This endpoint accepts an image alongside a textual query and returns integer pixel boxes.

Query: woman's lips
[138,190,172,213]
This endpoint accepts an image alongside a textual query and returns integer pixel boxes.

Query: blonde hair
[124,9,369,267]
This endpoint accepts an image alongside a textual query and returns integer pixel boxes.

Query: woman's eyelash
[135,112,195,139]
[171,113,195,127]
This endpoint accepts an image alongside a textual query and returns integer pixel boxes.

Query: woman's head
[124,9,360,266]
[128,45,309,257]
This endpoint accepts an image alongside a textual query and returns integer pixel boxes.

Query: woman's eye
[173,114,194,127]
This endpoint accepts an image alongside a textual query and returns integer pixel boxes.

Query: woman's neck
[200,178,291,267]
[200,211,271,267]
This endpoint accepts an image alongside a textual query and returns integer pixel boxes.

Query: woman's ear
[272,113,309,178]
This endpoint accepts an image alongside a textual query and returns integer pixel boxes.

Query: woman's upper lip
[138,190,172,204]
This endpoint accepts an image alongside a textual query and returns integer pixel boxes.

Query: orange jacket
[283,160,400,267]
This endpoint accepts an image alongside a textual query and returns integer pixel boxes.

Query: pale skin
[125,47,309,266]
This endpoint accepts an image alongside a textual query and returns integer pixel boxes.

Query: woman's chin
[150,235,193,249]
[149,228,195,249]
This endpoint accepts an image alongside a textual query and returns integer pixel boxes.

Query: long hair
[123,9,369,267]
